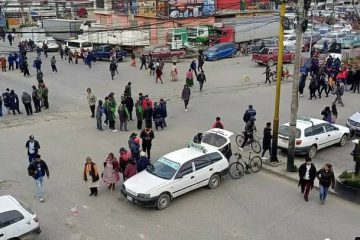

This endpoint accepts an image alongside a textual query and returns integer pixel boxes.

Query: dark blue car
[203,43,238,61]
[92,45,126,61]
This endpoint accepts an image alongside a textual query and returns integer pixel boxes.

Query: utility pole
[287,0,306,171]
[55,2,60,19]
[270,1,285,163]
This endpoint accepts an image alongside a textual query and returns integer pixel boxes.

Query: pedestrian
[316,163,335,204]
[25,135,41,163]
[137,151,150,172]
[68,51,74,64]
[321,106,332,123]
[124,82,131,98]
[110,60,117,80]
[143,102,153,128]
[190,59,197,76]
[8,54,15,70]
[332,81,345,107]
[2,88,10,115]
[23,59,30,77]
[107,93,117,132]
[181,84,191,111]
[264,65,271,84]
[0,95,2,117]
[9,90,22,115]
[128,133,141,162]
[135,100,143,130]
[27,154,49,202]
[155,66,163,84]
[309,77,318,100]
[86,88,97,118]
[331,104,338,123]
[0,56,6,72]
[159,99,167,127]
[42,43,48,58]
[59,46,64,60]
[96,100,104,131]
[212,117,224,129]
[299,70,307,97]
[85,52,92,69]
[83,157,100,197]
[186,69,194,87]
[298,156,317,202]
[153,102,164,130]
[119,147,131,181]
[239,116,257,151]
[36,71,44,86]
[140,127,155,158]
[198,51,204,72]
[171,62,178,81]
[352,68,360,93]
[40,84,49,109]
[125,95,134,121]
[21,90,33,116]
[149,59,155,75]
[243,105,256,123]
[118,101,129,131]
[124,158,137,180]
[131,52,136,67]
[32,86,41,113]
[102,153,120,191]
[50,56,57,72]
[33,57,42,73]
[197,70,206,91]
[7,34,13,46]
[261,122,272,160]
[140,54,147,70]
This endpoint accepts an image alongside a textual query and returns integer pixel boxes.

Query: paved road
[1,40,359,240]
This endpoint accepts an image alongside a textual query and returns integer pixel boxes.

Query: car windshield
[207,45,218,52]
[279,125,301,138]
[68,42,80,48]
[146,157,180,180]
[201,132,228,148]
[82,42,92,48]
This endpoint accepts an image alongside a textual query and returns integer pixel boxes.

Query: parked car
[121,140,230,210]
[278,117,350,158]
[283,35,297,49]
[313,38,334,52]
[92,45,126,61]
[248,38,278,53]
[251,47,295,66]
[346,112,360,134]
[144,45,186,62]
[302,34,321,52]
[203,42,237,61]
[0,195,41,239]
[36,37,59,52]
[64,39,93,53]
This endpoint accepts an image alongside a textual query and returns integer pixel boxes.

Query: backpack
[27,163,35,176]
[243,112,249,123]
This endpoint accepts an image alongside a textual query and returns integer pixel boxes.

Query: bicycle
[235,132,262,153]
[229,152,262,179]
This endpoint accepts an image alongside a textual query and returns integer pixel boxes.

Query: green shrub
[339,171,360,189]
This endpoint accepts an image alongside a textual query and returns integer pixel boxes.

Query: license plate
[127,196,133,201]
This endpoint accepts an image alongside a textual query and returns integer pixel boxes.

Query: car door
[324,123,341,146]
[193,155,214,187]
[306,124,327,150]
[171,160,197,198]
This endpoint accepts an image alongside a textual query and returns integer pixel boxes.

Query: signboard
[136,0,156,17]
[169,0,215,18]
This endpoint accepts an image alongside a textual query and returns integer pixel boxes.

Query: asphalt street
[0,41,360,240]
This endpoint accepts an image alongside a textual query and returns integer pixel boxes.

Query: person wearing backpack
[243,105,256,123]
[332,80,345,107]
[212,117,224,129]
[27,154,49,202]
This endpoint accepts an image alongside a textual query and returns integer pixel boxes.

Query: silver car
[346,112,360,134]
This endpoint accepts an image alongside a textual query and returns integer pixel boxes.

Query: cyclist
[242,105,256,123]
[239,116,257,151]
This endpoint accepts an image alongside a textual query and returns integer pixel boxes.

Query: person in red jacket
[124,158,137,180]
[212,117,224,129]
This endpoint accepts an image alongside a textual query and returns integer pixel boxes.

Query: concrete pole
[270,2,285,162]
[287,0,304,172]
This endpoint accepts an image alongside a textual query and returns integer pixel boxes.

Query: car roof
[163,146,218,165]
[0,195,21,212]
[212,42,235,48]
[282,117,327,130]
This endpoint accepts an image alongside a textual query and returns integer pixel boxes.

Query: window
[207,152,223,163]
[324,124,337,132]
[304,127,313,137]
[313,125,325,135]
[194,156,211,171]
[178,161,193,176]
[0,210,24,229]
[279,125,301,138]
[201,133,227,148]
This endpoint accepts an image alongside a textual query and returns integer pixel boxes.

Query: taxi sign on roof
[187,141,207,153]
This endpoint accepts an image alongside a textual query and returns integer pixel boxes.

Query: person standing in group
[25,135,40,163]
[137,151,150,172]
[135,100,143,130]
[212,117,224,129]
[124,158,137,180]
[21,90,33,116]
[102,153,120,191]
[153,102,164,130]
[140,127,155,159]
[118,101,129,131]
[332,80,345,107]
[32,85,41,113]
[50,56,57,72]
[298,156,317,202]
[0,56,6,72]
[33,57,42,73]
[143,102,153,128]
[186,69,194,87]
[107,93,117,132]
[40,84,49,109]
[83,157,100,197]
[309,77,318,100]
[9,90,22,115]
[316,163,335,205]
[181,84,191,111]
[261,122,272,160]
[321,106,332,123]
[8,54,15,70]
[171,62,178,81]
[86,88,97,118]
[159,99,167,127]
[2,88,10,115]
[264,65,272,85]
[119,147,131,181]
[23,58,30,77]
[96,100,104,131]
[125,95,134,121]
[131,52,136,67]
[128,133,141,162]
[59,46,64,60]
[27,154,49,202]
[197,70,206,91]
[68,50,74,64]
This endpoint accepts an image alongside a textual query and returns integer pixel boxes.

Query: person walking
[140,54,147,70]
[186,69,194,87]
[83,157,100,197]
[9,90,22,115]
[118,101,129,131]
[25,135,41,163]
[8,54,15,70]
[32,86,41,113]
[308,77,318,100]
[23,58,30,77]
[131,52,136,67]
[137,151,150,172]
[190,59,197,76]
[197,70,206,91]
[332,80,345,107]
[33,57,42,73]
[181,85,191,111]
[261,122,272,160]
[331,104,338,123]
[40,84,49,109]
[212,117,224,129]
[198,51,204,72]
[27,154,49,202]
[124,82,131,98]
[159,99,167,127]
[298,156,317,202]
[140,127,155,159]
[42,43,48,58]
[109,60,117,80]
[59,46,64,60]
[7,34,13,46]
[171,62,178,81]
[50,56,57,72]
[155,66,163,84]
[316,163,335,204]
[21,90,33,116]
[135,100,144,130]
[124,159,137,180]
[86,88,97,118]
[321,106,332,123]
[264,65,271,84]
[2,88,11,115]
[96,100,104,131]
[102,153,120,191]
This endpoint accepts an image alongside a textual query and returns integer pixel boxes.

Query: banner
[169,0,215,18]
[136,0,156,17]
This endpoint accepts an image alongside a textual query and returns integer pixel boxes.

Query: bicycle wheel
[235,135,245,148]
[249,156,262,173]
[229,162,245,179]
[251,139,262,153]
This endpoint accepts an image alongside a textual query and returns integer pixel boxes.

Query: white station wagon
[121,142,229,210]
[278,117,350,158]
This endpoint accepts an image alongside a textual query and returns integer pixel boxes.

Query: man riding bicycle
[239,116,257,151]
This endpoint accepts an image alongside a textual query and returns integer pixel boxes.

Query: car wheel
[339,134,348,147]
[208,174,220,189]
[267,59,274,66]
[213,56,218,61]
[157,193,171,210]
[308,145,317,158]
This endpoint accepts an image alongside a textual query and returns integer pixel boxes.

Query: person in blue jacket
[7,54,15,70]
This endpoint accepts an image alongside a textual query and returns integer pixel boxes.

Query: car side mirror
[176,173,183,179]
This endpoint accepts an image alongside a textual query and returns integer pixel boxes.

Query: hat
[29,135,34,140]
[140,151,146,157]
[6,88,9,91]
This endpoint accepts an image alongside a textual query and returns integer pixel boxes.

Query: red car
[252,47,295,66]
[145,45,186,61]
